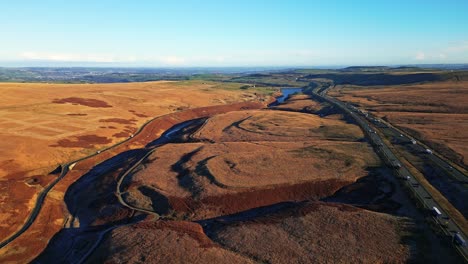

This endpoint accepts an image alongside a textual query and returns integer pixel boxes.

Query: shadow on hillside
[33,148,150,263]
[64,149,149,227]
[33,118,206,262]
[32,214,146,263]
[138,186,171,215]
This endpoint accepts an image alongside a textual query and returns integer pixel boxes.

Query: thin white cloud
[445,41,468,53]
[411,41,468,63]
[19,52,137,63]
[159,56,186,65]
[15,48,323,66]
[415,51,425,60]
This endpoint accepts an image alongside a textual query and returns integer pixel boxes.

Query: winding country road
[0,102,256,250]
[0,100,268,256]
[0,113,163,249]
[115,119,201,217]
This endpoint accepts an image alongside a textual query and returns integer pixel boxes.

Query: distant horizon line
[1,63,468,69]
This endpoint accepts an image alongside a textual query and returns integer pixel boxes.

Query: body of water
[269,87,303,106]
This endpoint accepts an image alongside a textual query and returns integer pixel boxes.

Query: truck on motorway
[432,206,442,217]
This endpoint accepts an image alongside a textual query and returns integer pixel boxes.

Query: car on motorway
[453,233,467,247]
[425,148,433,154]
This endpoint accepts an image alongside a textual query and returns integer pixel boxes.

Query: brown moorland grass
[4,95,418,263]
[0,80,266,178]
[329,81,468,167]
[0,80,269,260]
[210,201,412,264]
[88,201,412,264]
[0,101,268,263]
[124,110,379,220]
[270,94,326,113]
[87,221,255,264]
[191,110,364,142]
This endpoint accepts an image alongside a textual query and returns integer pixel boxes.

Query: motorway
[366,112,467,185]
[366,112,468,217]
[312,87,468,261]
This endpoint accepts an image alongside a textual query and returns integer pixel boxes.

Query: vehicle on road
[454,233,467,247]
[313,86,468,261]
[431,206,442,217]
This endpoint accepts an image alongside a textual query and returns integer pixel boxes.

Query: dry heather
[0,102,267,263]
[191,109,364,142]
[0,81,262,178]
[89,201,412,264]
[123,110,379,219]
[87,221,255,264]
[271,94,325,112]
[329,81,468,167]
[209,201,411,264]
[25,96,416,264]
[0,80,267,261]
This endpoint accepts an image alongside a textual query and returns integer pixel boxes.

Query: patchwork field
[329,81,468,167]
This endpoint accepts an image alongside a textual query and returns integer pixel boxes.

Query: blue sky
[1,0,467,67]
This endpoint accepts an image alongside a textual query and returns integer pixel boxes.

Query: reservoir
[269,87,303,106]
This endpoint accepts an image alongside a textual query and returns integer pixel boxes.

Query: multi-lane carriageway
[313,88,468,261]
